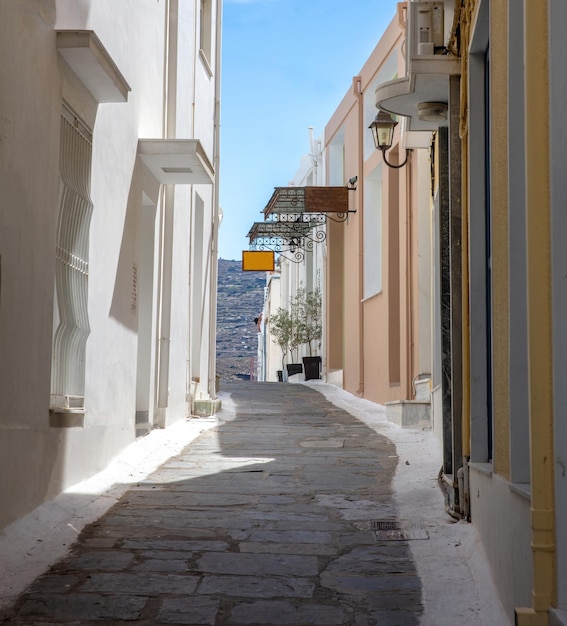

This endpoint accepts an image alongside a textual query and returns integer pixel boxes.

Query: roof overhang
[247,219,320,243]
[374,0,461,142]
[375,71,458,133]
[56,30,131,103]
[245,185,351,260]
[263,186,349,218]
[138,139,214,185]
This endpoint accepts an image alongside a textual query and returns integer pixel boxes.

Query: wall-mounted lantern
[369,109,410,169]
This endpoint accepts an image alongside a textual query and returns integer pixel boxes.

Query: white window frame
[363,164,383,299]
[199,0,213,67]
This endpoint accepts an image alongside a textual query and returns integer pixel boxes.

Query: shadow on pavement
[2,381,423,625]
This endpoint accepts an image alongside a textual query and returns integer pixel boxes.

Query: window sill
[469,462,493,477]
[550,608,567,626]
[199,49,213,77]
[509,482,531,500]
[49,408,85,428]
[361,290,383,304]
[469,464,531,501]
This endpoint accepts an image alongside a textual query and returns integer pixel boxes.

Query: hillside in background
[216,258,266,381]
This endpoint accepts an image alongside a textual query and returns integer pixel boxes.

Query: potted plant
[269,308,300,380]
[294,286,322,380]
[286,302,304,376]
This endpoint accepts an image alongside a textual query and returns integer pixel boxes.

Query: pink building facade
[324,5,433,414]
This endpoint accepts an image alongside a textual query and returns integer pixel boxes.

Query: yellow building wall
[460,0,556,620]
[521,0,556,620]
[490,0,511,480]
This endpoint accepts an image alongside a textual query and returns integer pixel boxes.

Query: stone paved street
[1,382,424,625]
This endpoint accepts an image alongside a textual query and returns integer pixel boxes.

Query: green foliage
[270,285,323,369]
[293,286,322,356]
[269,307,299,369]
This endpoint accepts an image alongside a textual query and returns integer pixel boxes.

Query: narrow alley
[0,382,508,625]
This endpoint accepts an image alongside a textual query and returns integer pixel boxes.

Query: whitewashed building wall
[0,0,221,531]
[260,130,326,381]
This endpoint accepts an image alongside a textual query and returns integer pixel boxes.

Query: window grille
[50,104,93,409]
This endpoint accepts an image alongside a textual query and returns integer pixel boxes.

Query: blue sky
[218,0,400,260]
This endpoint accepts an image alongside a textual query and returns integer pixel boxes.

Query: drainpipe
[515,1,555,624]
[460,71,471,461]
[186,0,198,396]
[460,99,471,505]
[263,307,267,381]
[405,156,415,399]
[309,126,317,180]
[353,75,365,396]
[157,185,175,413]
[156,0,179,418]
[206,0,222,400]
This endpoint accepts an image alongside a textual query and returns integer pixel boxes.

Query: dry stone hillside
[216,258,266,381]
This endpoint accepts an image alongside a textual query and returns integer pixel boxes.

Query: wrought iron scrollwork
[251,240,305,264]
[247,184,358,264]
[325,212,350,224]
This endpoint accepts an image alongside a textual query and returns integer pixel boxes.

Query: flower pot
[302,356,321,381]
[277,370,284,382]
[286,363,303,377]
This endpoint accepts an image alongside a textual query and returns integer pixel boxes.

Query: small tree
[269,308,294,371]
[293,286,322,356]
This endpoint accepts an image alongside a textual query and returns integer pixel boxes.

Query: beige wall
[326,218,344,375]
[324,9,426,406]
[342,114,362,393]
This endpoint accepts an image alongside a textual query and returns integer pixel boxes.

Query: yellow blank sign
[242,250,275,272]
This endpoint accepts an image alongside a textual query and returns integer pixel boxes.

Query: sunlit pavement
[1,381,427,625]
